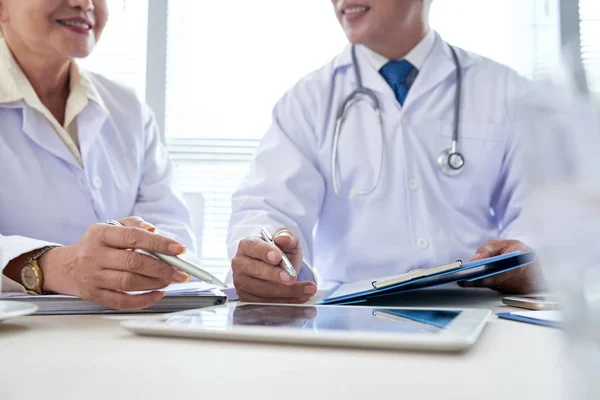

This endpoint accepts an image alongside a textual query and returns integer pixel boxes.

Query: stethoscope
[332,43,465,199]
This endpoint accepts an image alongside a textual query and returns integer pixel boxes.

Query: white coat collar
[333,31,477,110]
[359,29,436,72]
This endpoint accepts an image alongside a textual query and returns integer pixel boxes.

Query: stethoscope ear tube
[332,89,385,199]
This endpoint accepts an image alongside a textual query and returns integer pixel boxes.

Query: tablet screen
[165,305,462,334]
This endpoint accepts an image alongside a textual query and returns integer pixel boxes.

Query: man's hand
[40,216,190,310]
[459,239,543,294]
[232,227,317,303]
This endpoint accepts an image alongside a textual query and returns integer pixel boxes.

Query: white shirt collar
[359,29,436,72]
[0,37,106,110]
[0,37,108,165]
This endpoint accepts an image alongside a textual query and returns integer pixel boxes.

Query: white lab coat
[227,32,531,286]
[0,72,194,291]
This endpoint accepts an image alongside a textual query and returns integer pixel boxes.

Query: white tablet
[121,303,491,352]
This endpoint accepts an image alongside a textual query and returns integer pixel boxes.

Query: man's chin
[342,26,372,46]
[347,38,372,49]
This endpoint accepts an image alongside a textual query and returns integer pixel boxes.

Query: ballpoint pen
[105,220,227,289]
[259,227,297,278]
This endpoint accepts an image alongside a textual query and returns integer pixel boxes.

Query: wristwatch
[21,246,59,295]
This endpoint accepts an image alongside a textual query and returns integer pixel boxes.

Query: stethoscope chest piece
[437,148,465,176]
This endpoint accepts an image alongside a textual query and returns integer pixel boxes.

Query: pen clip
[260,227,274,244]
[259,227,297,278]
[372,261,463,290]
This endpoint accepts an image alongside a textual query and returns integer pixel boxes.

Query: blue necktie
[379,60,415,106]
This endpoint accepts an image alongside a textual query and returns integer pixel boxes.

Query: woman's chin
[70,50,94,59]
[62,46,95,60]
[53,40,96,60]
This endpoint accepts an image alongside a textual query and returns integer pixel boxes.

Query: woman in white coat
[0,0,193,310]
[228,0,542,303]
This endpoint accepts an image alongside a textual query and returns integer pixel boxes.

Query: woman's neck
[4,33,71,125]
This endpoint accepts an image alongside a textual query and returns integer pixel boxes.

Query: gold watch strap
[27,246,60,263]
[25,246,60,295]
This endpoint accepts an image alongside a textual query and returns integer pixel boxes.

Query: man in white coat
[227,0,541,303]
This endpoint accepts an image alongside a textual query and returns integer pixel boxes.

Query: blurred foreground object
[515,41,600,398]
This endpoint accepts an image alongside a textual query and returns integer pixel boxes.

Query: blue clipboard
[319,251,536,305]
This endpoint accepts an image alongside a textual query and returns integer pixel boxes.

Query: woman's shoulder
[78,69,158,152]
[81,69,148,119]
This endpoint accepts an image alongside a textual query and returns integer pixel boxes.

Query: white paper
[129,281,218,295]
[1,281,220,299]
[0,281,227,315]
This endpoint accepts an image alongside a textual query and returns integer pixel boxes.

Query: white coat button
[417,238,429,250]
[92,177,102,189]
[408,178,419,190]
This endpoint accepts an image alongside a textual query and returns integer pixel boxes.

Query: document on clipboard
[319,251,536,305]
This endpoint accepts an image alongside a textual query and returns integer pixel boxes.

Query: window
[431,0,561,81]
[580,0,600,93]
[164,0,347,277]
[78,0,148,100]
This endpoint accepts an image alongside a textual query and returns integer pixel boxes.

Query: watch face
[21,265,38,290]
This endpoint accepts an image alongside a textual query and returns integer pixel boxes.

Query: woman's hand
[39,216,190,310]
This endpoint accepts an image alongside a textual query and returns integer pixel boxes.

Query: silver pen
[105,220,227,289]
[260,227,297,278]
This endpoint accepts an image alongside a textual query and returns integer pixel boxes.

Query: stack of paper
[0,282,228,315]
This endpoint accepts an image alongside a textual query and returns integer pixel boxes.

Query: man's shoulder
[290,48,351,100]
[457,47,527,83]
[278,46,351,108]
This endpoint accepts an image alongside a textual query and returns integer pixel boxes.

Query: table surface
[0,287,569,400]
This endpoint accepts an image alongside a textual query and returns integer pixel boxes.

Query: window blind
[167,138,258,276]
[580,0,600,93]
